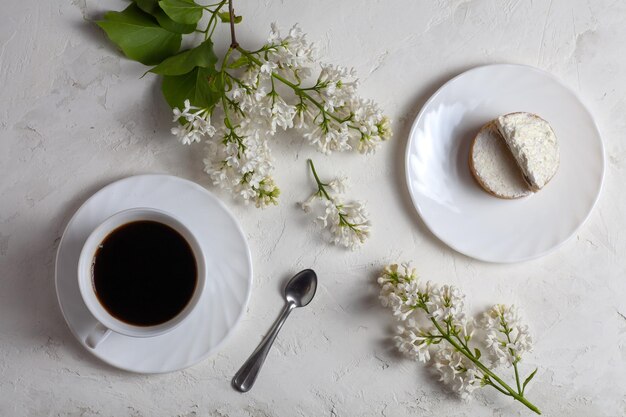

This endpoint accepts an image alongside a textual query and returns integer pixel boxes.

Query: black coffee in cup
[92,220,197,326]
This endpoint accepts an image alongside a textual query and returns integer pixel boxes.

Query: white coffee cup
[77,208,206,348]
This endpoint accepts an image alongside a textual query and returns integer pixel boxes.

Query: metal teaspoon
[232,269,318,392]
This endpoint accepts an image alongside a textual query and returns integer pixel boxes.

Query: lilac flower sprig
[378,264,541,414]
[171,23,391,208]
[301,159,370,250]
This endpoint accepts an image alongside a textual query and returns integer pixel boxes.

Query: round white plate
[55,174,252,373]
[406,64,604,263]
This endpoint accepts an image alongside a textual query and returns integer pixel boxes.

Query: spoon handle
[232,302,295,392]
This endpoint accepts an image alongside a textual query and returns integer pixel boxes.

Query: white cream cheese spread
[495,112,559,190]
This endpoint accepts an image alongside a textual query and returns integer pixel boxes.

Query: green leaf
[158,0,203,25]
[474,348,481,359]
[133,0,196,33]
[151,39,217,76]
[96,4,181,65]
[522,368,538,393]
[161,66,221,109]
[218,11,242,23]
[224,115,232,129]
[228,54,249,69]
[224,74,233,91]
[153,8,196,33]
[135,0,158,13]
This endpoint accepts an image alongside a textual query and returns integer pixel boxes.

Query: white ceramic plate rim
[404,63,605,263]
[54,174,253,373]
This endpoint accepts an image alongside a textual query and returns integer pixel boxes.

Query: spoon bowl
[285,269,317,307]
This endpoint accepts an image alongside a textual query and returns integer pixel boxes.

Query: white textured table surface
[1,0,626,416]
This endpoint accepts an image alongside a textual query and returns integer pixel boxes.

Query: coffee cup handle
[85,322,111,349]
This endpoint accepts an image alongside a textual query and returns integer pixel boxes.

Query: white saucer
[406,64,604,263]
[55,174,252,373]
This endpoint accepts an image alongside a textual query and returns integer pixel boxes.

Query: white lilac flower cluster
[301,160,370,250]
[377,264,480,398]
[171,24,391,208]
[171,100,216,145]
[483,304,533,367]
[377,264,539,412]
